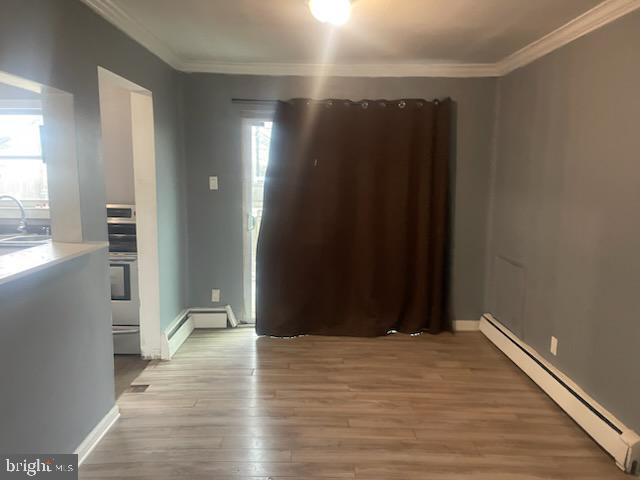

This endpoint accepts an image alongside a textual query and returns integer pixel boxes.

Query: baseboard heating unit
[161,306,239,359]
[189,306,239,328]
[480,314,639,474]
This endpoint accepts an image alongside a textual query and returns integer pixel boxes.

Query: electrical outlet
[550,336,558,356]
[211,289,221,303]
[209,176,219,190]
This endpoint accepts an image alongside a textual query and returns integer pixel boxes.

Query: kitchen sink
[2,234,50,241]
[0,234,51,247]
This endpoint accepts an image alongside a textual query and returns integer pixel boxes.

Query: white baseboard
[163,308,190,337]
[161,318,194,360]
[453,320,480,331]
[75,404,120,465]
[480,314,640,474]
[160,309,193,360]
[225,304,238,327]
[168,317,194,357]
[159,306,240,359]
[189,306,238,329]
[191,311,228,328]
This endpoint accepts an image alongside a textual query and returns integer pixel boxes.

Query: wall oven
[110,252,139,323]
[107,204,140,354]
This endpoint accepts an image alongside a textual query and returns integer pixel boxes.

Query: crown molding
[180,60,500,78]
[80,0,184,70]
[81,0,640,78]
[496,0,640,75]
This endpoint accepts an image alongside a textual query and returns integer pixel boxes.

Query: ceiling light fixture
[309,0,351,26]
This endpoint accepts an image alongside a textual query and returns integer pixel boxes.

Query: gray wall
[0,251,113,452]
[183,74,497,322]
[0,0,187,451]
[0,0,188,332]
[487,10,640,432]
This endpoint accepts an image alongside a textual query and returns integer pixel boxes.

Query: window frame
[0,102,50,218]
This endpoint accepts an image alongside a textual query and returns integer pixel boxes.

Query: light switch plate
[211,289,221,303]
[550,336,558,356]
[209,176,218,190]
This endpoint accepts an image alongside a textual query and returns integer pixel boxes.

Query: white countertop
[0,241,108,286]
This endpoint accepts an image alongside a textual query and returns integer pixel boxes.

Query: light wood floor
[114,355,150,399]
[81,328,628,479]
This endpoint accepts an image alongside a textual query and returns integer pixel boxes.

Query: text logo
[1,455,77,479]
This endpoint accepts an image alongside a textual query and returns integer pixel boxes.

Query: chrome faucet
[0,195,28,233]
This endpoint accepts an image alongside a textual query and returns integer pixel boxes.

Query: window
[0,112,49,206]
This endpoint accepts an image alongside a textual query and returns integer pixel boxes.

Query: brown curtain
[256,98,452,337]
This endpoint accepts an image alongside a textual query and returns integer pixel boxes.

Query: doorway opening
[98,67,160,397]
[242,119,273,324]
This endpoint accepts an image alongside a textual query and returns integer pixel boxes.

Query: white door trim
[130,91,162,358]
[98,67,162,358]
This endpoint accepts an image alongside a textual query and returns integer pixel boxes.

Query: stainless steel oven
[107,204,140,354]
[107,204,136,225]
[109,252,139,324]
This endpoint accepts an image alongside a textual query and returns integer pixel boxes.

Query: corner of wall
[482,76,503,313]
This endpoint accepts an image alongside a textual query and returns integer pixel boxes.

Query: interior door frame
[98,67,162,359]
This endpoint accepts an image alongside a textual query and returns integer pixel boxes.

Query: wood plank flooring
[114,355,150,399]
[81,328,628,479]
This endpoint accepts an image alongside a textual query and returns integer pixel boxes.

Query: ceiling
[83,0,640,76]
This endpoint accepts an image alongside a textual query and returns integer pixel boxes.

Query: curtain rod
[231,98,442,105]
[232,98,279,104]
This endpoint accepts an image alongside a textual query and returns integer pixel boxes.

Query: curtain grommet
[398,101,406,109]
[361,102,369,109]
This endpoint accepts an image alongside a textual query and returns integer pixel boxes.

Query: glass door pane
[245,120,272,323]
